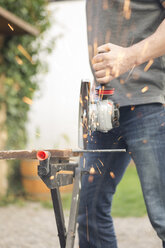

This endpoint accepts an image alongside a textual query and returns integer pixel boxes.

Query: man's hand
[92,43,136,84]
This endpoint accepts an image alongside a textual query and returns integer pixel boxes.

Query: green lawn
[111,163,147,217]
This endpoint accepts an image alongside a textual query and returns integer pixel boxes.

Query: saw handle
[96,50,114,92]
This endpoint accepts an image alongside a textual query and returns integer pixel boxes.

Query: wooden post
[0,35,8,196]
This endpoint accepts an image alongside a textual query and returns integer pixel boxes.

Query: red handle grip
[37,150,49,161]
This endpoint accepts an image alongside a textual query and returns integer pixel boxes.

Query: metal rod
[50,188,66,248]
[73,149,126,153]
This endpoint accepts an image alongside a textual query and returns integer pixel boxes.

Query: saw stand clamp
[37,149,125,248]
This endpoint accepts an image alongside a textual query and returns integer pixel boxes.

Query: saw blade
[78,79,90,149]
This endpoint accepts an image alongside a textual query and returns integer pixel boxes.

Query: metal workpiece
[0,148,126,160]
[73,149,126,153]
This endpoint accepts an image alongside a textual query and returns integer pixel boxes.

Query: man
[78,0,165,247]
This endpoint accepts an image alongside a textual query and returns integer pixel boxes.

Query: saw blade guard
[78,79,90,149]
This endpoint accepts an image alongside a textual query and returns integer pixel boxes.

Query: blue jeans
[78,103,165,248]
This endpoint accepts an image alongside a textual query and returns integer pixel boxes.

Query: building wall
[26,0,93,149]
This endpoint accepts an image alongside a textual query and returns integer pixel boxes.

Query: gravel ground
[0,202,162,248]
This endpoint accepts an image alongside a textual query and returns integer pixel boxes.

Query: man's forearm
[132,19,165,66]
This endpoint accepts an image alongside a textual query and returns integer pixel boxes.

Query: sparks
[8,23,14,31]
[83,157,86,168]
[126,93,132,98]
[15,55,23,65]
[110,171,115,179]
[93,38,98,56]
[123,0,131,20]
[79,96,83,106]
[89,167,95,174]
[144,59,154,72]
[141,86,149,93]
[17,44,34,64]
[22,96,33,105]
[95,164,102,174]
[83,134,88,139]
[98,159,104,167]
[50,175,55,180]
[118,136,123,141]
[88,175,94,183]
[102,0,109,10]
[98,85,105,100]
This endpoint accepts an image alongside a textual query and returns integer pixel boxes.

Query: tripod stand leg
[51,188,67,248]
[66,167,81,248]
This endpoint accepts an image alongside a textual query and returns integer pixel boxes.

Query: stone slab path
[0,203,162,248]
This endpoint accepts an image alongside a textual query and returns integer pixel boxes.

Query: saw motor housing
[89,97,119,133]
[79,80,120,148]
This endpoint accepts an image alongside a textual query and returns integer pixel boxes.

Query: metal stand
[0,148,125,248]
[51,188,66,248]
[65,167,81,248]
[37,149,125,248]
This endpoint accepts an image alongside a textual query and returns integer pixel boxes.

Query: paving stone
[0,203,162,248]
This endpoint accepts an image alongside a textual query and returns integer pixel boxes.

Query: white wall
[26,0,93,149]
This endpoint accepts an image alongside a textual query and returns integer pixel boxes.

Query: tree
[0,0,55,196]
[0,0,55,149]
